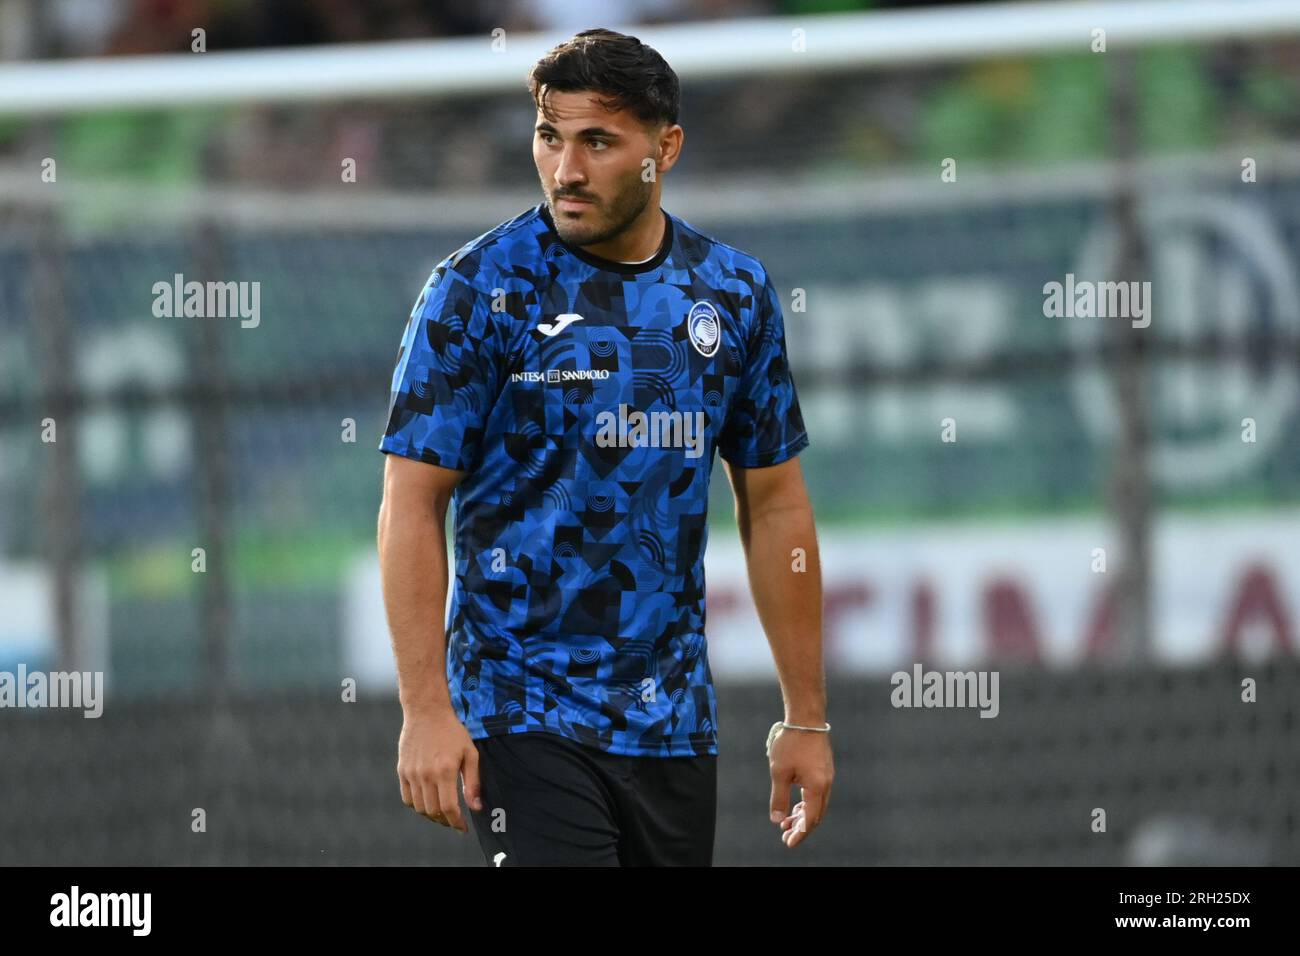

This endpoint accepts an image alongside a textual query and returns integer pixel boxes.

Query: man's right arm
[376,255,503,833]
[377,453,483,832]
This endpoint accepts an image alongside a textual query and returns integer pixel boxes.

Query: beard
[545,172,654,249]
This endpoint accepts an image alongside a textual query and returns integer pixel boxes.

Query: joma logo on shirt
[594,404,706,459]
[536,313,584,336]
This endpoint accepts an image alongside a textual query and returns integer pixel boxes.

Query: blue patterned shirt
[380,202,809,756]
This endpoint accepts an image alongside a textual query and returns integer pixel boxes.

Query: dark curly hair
[527,28,680,129]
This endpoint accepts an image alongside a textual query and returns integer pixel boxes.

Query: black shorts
[467,731,717,866]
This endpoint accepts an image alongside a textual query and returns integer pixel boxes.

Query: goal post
[1,0,1298,115]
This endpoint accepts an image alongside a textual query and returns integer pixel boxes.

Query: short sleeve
[379,262,503,472]
[718,270,810,468]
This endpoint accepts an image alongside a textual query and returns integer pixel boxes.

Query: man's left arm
[724,455,834,849]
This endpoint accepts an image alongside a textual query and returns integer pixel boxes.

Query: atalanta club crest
[687,301,720,357]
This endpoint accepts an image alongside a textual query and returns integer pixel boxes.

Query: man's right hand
[396,705,484,832]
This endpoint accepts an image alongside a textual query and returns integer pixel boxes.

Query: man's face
[533,89,660,248]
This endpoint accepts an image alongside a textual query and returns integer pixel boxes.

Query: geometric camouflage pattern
[380,201,809,756]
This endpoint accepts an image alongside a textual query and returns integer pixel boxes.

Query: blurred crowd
[3,0,913,59]
[0,0,1296,196]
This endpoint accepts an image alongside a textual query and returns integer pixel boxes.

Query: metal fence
[2,661,1295,865]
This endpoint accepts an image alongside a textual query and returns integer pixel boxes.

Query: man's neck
[577,205,665,263]
[618,247,660,265]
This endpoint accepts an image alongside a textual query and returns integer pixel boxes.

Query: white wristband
[765,719,831,757]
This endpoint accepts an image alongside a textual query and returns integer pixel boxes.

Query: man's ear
[656,124,684,170]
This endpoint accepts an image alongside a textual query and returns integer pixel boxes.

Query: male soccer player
[377,28,832,866]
